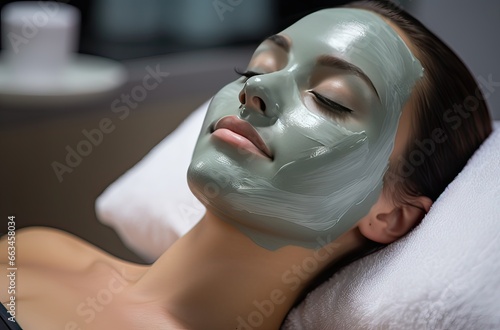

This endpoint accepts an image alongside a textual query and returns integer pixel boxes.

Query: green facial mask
[187,8,423,249]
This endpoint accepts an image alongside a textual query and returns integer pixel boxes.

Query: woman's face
[188,8,423,250]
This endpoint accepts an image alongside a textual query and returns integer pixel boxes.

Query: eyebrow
[265,34,290,52]
[317,55,380,99]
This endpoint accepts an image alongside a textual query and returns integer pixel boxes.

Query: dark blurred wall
[1,0,352,60]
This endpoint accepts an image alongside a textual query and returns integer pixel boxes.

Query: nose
[237,71,293,122]
[239,86,267,113]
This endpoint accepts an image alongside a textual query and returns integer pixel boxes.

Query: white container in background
[1,1,80,89]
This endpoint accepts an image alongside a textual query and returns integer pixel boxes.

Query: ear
[358,191,432,244]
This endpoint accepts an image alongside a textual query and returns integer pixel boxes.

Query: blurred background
[1,0,499,263]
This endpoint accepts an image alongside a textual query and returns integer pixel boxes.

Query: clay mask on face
[188,8,423,250]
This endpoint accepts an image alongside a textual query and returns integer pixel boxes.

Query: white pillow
[96,102,500,329]
[96,100,208,261]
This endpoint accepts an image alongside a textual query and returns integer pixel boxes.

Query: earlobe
[358,195,432,244]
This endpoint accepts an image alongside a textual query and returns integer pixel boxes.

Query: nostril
[239,91,246,104]
[259,98,266,112]
[252,96,266,112]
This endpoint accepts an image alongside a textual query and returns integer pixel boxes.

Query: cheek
[205,82,242,120]
[264,110,322,166]
[271,114,369,196]
[283,107,359,148]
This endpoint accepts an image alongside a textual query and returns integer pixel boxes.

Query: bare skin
[0,227,155,329]
[0,216,365,329]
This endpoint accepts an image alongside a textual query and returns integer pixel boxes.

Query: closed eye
[309,90,353,118]
[234,67,264,82]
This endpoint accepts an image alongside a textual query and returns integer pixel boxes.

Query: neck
[130,211,365,329]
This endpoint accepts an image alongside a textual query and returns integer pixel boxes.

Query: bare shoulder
[0,226,120,271]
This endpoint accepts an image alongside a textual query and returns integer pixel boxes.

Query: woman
[0,1,492,329]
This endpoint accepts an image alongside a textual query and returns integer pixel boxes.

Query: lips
[212,115,273,159]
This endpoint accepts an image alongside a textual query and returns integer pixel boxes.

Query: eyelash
[234,68,262,82]
[309,91,353,118]
[234,68,353,118]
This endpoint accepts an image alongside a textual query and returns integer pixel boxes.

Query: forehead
[280,8,423,105]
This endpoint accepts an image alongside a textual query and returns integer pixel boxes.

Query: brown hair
[345,0,492,205]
